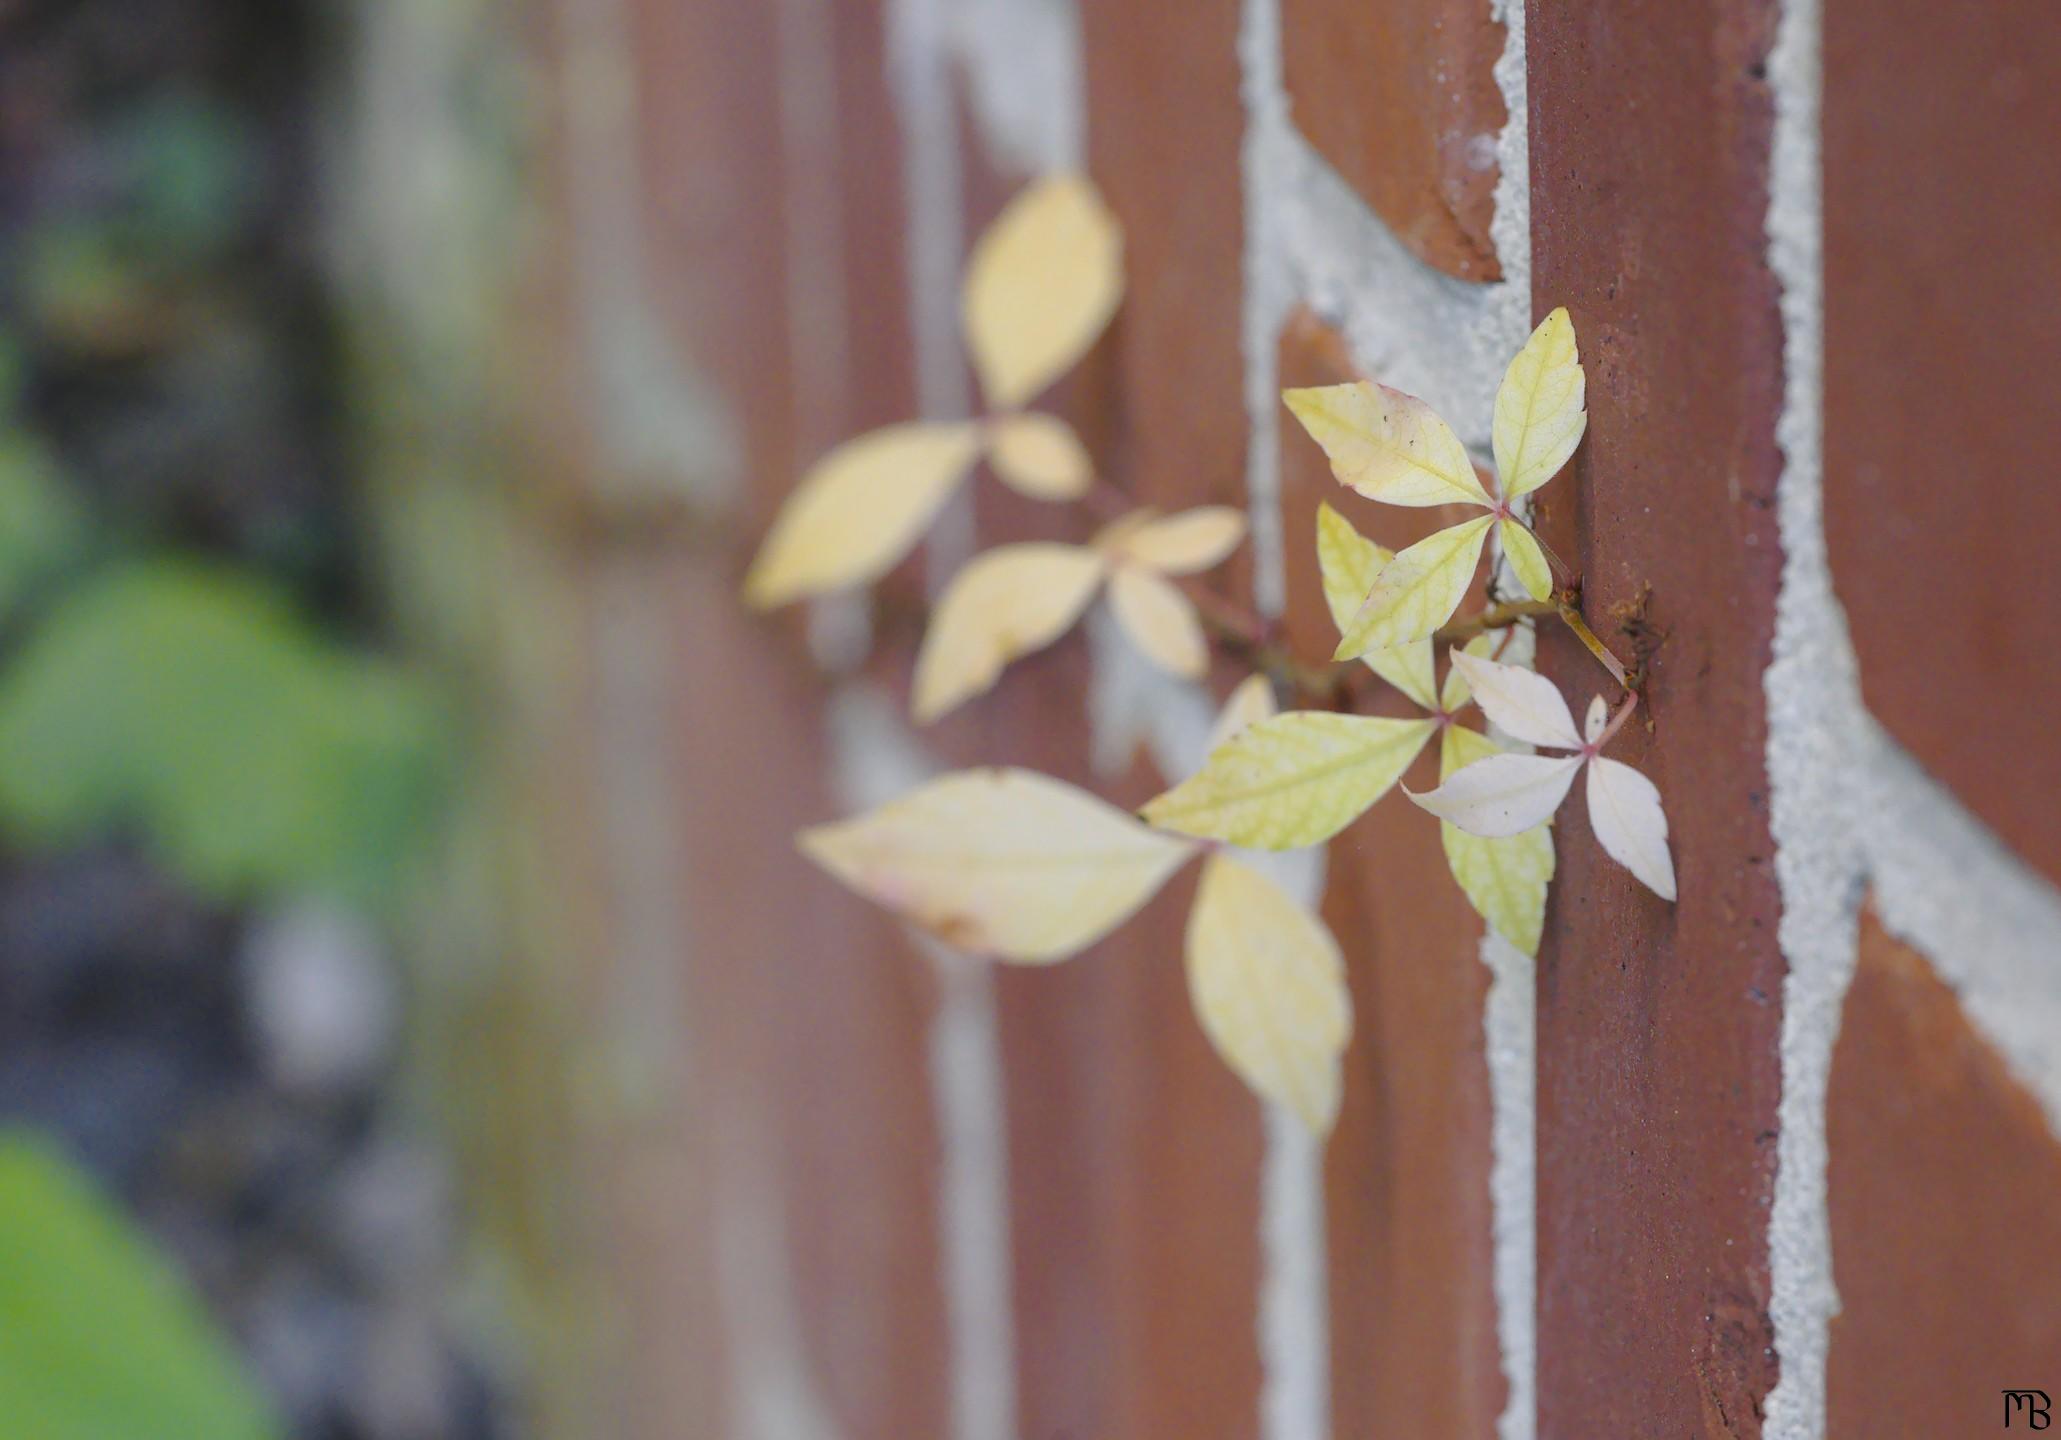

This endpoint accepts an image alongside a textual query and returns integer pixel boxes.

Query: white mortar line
[877,10,1034,1432]
[1239,1,1535,1434]
[1762,2,2061,1434]
[825,687,1019,1440]
[1236,13,1331,1437]
[886,0,975,591]
[1480,11,1534,1438]
[944,0,1083,175]
[772,0,875,674]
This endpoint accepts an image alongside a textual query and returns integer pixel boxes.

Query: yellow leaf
[1109,506,1247,575]
[1315,500,1386,631]
[1207,674,1277,753]
[913,544,1106,722]
[1334,515,1493,660]
[1186,852,1351,1133]
[744,421,982,608]
[1282,382,1491,509]
[798,768,1194,963]
[1089,507,1159,555]
[985,413,1093,501]
[1439,634,1499,712]
[1498,517,1553,602]
[961,174,1124,410]
[1313,502,1436,708]
[1108,566,1208,678]
[1492,307,1587,499]
[1142,712,1434,848]
[1439,727,1555,956]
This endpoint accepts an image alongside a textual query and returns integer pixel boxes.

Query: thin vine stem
[1552,589,1635,691]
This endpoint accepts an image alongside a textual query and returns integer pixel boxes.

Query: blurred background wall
[2,1,2059,1439]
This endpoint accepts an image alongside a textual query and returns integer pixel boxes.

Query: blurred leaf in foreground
[0,559,446,909]
[0,1132,279,1440]
[0,438,89,622]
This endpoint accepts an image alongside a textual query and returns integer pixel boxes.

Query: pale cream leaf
[1111,507,1248,576]
[744,421,982,608]
[1108,566,1209,679]
[1450,651,1583,750]
[1586,757,1676,902]
[986,413,1094,501]
[961,174,1124,410]
[797,768,1195,963]
[1406,751,1581,838]
[1186,852,1351,1133]
[913,544,1107,722]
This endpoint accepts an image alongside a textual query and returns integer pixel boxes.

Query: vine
[745,174,1672,1134]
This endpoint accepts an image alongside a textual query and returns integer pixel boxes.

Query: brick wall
[471,0,2061,1435]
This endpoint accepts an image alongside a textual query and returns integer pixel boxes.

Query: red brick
[1277,314,1505,1436]
[1826,909,2061,1432]
[1054,7,1270,1435]
[1280,0,1508,281]
[1528,2,1788,1434]
[1822,0,2061,886]
[525,1,957,1434]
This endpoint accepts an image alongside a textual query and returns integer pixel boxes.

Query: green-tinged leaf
[1185,853,1350,1133]
[1283,382,1491,508]
[0,1133,280,1440]
[1334,515,1493,660]
[743,421,982,608]
[1141,712,1434,849]
[799,768,1195,963]
[1313,502,1436,708]
[1206,674,1277,754]
[0,560,445,907]
[961,174,1124,410]
[1316,500,1385,633]
[1492,307,1587,499]
[1498,517,1553,602]
[1439,727,1555,955]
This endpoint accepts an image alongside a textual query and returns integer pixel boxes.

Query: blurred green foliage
[0,437,90,622]
[0,558,447,911]
[0,1133,280,1440]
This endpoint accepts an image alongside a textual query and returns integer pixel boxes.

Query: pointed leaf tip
[1586,756,1676,901]
[1283,382,1491,509]
[1492,306,1587,500]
